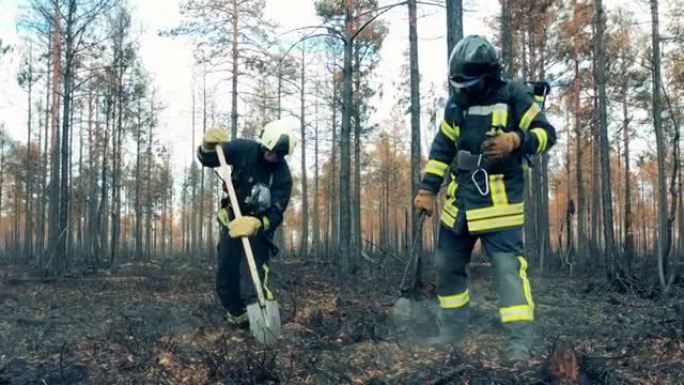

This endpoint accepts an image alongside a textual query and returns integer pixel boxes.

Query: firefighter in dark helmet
[414,35,556,364]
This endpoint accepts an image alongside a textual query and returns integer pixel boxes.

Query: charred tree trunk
[651,0,669,289]
[135,96,143,260]
[48,3,62,273]
[339,0,353,274]
[594,0,616,280]
[352,45,362,271]
[24,43,35,263]
[500,0,512,76]
[408,0,422,280]
[230,0,239,138]
[300,44,309,259]
[145,116,153,260]
[621,64,633,273]
[572,0,587,265]
[313,83,321,257]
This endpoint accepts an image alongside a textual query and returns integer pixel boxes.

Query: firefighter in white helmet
[197,119,296,327]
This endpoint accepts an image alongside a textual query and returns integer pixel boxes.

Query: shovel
[392,212,428,330]
[399,211,427,298]
[215,145,281,346]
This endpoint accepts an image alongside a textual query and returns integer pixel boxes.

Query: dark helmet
[448,35,501,89]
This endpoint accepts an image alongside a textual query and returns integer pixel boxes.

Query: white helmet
[258,119,298,156]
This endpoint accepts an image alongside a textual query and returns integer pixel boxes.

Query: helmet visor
[450,75,481,89]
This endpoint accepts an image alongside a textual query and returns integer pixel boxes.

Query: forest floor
[1,258,683,385]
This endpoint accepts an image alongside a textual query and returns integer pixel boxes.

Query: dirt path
[1,261,682,384]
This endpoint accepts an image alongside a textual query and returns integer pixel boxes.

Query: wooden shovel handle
[215,145,267,307]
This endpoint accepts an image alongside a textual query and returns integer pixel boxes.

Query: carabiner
[472,168,489,196]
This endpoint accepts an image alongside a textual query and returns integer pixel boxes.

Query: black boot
[425,307,469,348]
[502,321,533,366]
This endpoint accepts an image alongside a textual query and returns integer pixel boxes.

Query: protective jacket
[420,79,556,234]
[197,138,292,233]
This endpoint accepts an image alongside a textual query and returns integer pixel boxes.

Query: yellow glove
[228,216,262,238]
[201,126,229,151]
[413,189,435,216]
[481,131,521,160]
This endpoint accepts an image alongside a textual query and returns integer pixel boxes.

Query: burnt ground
[0,258,683,385]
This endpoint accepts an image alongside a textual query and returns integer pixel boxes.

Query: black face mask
[458,76,492,103]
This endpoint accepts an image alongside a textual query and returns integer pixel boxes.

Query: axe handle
[216,145,267,307]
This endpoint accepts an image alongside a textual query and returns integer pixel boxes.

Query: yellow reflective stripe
[500,256,534,322]
[531,128,548,154]
[518,256,534,312]
[218,208,230,228]
[440,120,459,141]
[447,175,458,197]
[466,202,524,221]
[263,263,274,300]
[492,110,502,127]
[440,210,456,228]
[489,174,508,206]
[425,159,449,177]
[491,104,508,127]
[438,290,470,309]
[443,197,457,217]
[468,214,524,232]
[534,95,544,104]
[500,304,534,322]
[262,216,270,231]
[519,103,541,131]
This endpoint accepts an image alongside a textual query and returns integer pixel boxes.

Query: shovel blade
[247,300,281,346]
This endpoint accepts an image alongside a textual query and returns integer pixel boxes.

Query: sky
[0,0,656,183]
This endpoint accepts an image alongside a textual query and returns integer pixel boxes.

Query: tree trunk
[594,0,616,279]
[313,83,320,257]
[24,43,34,263]
[651,0,669,289]
[199,72,207,258]
[58,0,77,271]
[622,62,633,273]
[538,40,551,271]
[300,44,309,259]
[572,1,587,264]
[86,88,98,262]
[326,77,339,259]
[447,0,463,99]
[38,39,51,261]
[590,112,601,263]
[145,117,153,260]
[96,93,111,265]
[230,0,239,138]
[48,3,62,273]
[408,0,422,281]
[191,86,198,259]
[110,61,124,268]
[352,45,362,272]
[339,0,354,274]
[135,96,143,260]
[500,0,512,76]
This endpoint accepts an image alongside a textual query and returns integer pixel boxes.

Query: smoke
[391,297,441,345]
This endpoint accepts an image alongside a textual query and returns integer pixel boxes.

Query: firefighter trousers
[435,224,534,351]
[216,226,274,316]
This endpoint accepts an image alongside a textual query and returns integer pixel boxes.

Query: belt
[456,150,490,196]
[456,150,491,172]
